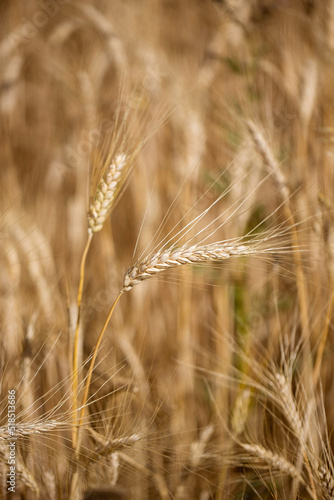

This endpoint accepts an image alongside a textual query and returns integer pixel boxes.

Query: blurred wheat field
[1,1,334,499]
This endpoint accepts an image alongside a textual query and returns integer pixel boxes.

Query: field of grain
[1,1,334,499]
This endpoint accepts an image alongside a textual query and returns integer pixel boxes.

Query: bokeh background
[1,1,334,498]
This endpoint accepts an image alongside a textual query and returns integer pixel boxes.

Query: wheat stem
[72,231,93,447]
[75,291,123,457]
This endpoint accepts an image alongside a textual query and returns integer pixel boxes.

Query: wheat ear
[240,442,300,480]
[123,241,279,291]
[0,442,40,497]
[317,462,334,500]
[275,373,303,437]
[275,372,317,498]
[88,153,127,233]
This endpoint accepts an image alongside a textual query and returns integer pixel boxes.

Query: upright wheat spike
[87,153,127,233]
[275,373,303,437]
[275,372,317,498]
[72,152,127,447]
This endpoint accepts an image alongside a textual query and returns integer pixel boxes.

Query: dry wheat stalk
[123,240,281,291]
[88,153,127,233]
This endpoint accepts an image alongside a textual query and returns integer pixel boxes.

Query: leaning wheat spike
[240,442,300,480]
[317,462,334,500]
[0,419,66,440]
[92,434,142,458]
[88,152,127,233]
[123,240,283,291]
